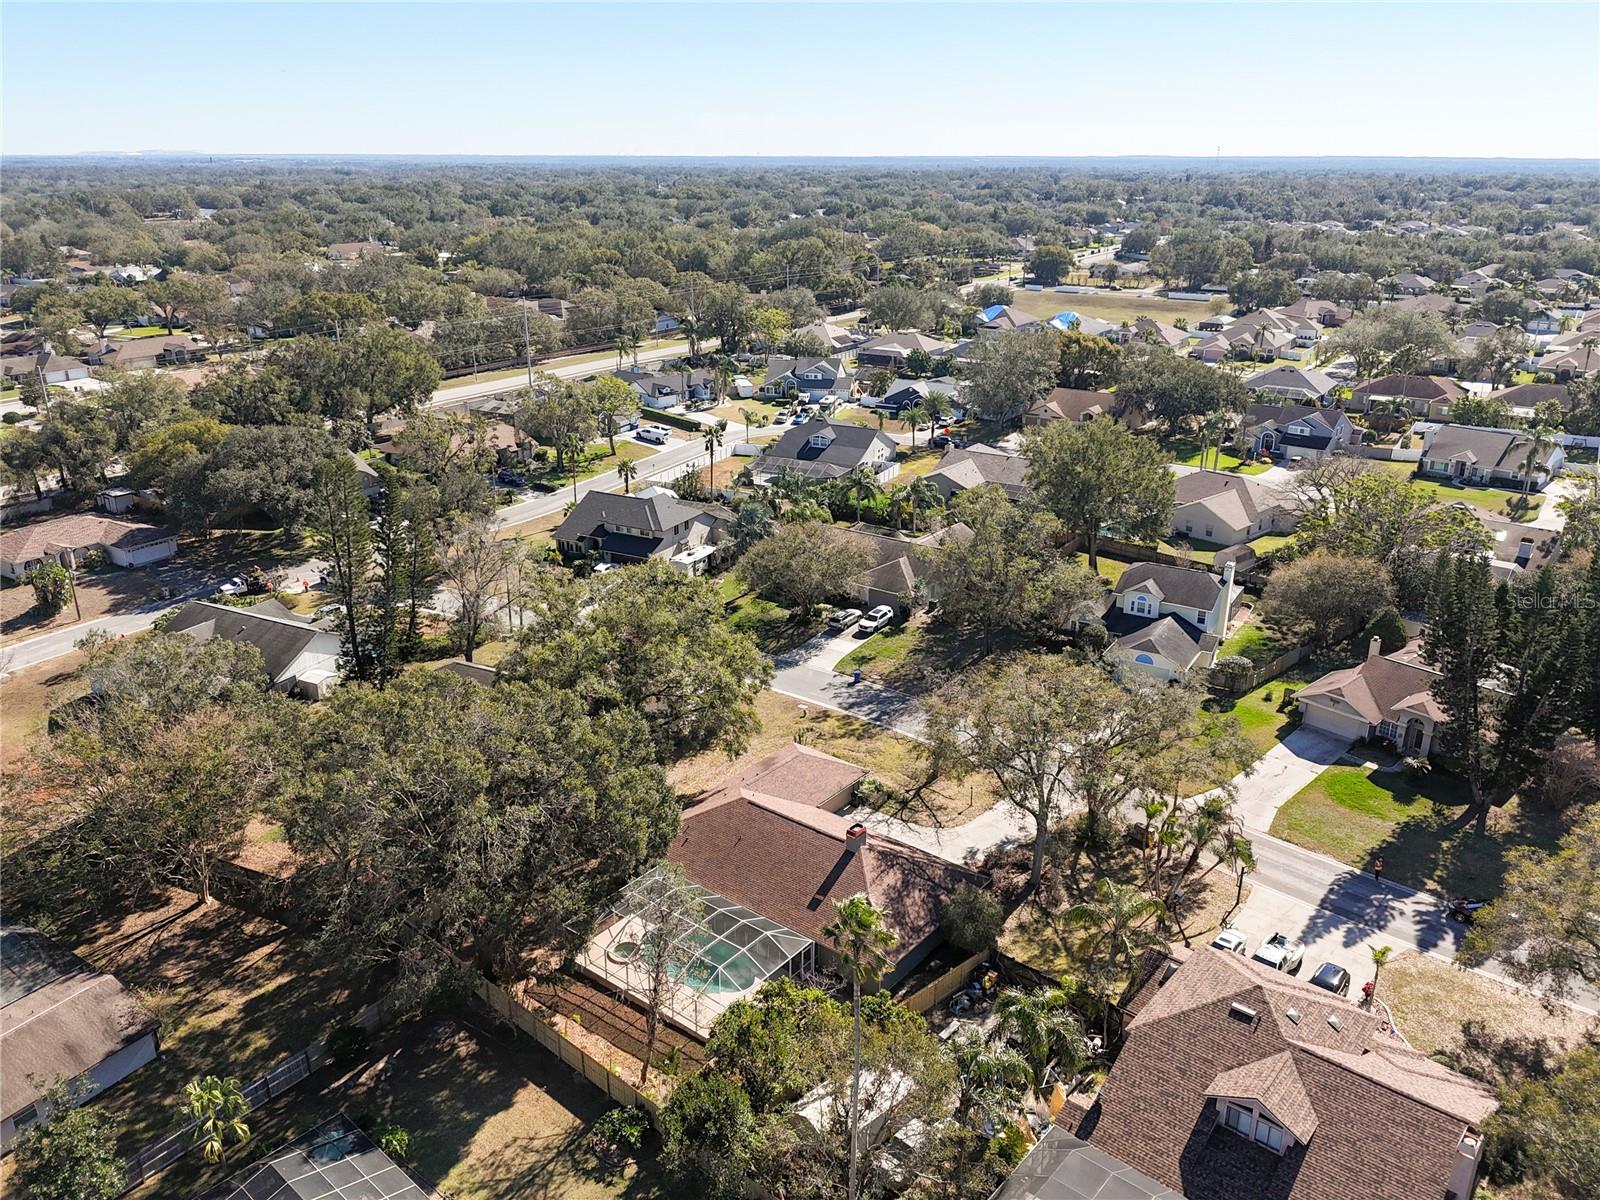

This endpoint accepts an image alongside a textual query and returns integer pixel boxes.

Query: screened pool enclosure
[578,865,814,1037]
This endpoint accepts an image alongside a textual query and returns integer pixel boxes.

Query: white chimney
[1368,636,1382,660]
[1221,559,1236,587]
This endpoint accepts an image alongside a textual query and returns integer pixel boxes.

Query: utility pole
[522,304,534,388]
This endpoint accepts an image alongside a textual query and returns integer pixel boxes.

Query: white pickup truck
[1250,932,1305,975]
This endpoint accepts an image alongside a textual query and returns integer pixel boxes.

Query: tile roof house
[1069,945,1496,1200]
[752,418,899,484]
[1103,561,1240,684]
[924,443,1029,503]
[1243,365,1339,404]
[164,599,342,699]
[1419,425,1564,491]
[1171,470,1293,547]
[552,486,732,573]
[0,514,178,581]
[1296,637,1444,755]
[1349,374,1465,419]
[1,928,159,1152]
[1239,403,1355,462]
[1025,387,1143,429]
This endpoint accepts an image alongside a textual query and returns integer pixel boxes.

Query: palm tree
[1520,425,1558,501]
[713,361,736,402]
[563,433,584,504]
[680,315,703,358]
[183,1076,251,1163]
[950,1032,1031,1129]
[823,895,898,1200]
[617,458,637,495]
[740,407,757,441]
[991,987,1090,1096]
[1368,944,1393,1004]
[887,487,914,531]
[1367,396,1410,437]
[847,464,880,524]
[905,476,941,537]
[903,401,929,451]
[703,419,726,473]
[1065,879,1169,1041]
[614,332,639,371]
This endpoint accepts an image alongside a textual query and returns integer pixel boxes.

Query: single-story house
[615,366,716,409]
[1239,403,1355,462]
[1172,470,1293,547]
[1466,507,1561,577]
[1243,365,1339,404]
[1348,374,1464,419]
[976,304,1042,333]
[1103,561,1240,683]
[1188,333,1231,364]
[1296,638,1444,756]
[844,522,971,612]
[198,1114,434,1200]
[1524,310,1563,337]
[1536,341,1600,380]
[164,599,342,699]
[1391,292,1466,321]
[854,332,956,371]
[0,352,89,385]
[0,513,178,581]
[1024,387,1143,429]
[1490,382,1567,412]
[1064,945,1496,1200]
[1,927,160,1153]
[552,486,732,573]
[759,356,855,402]
[1419,425,1564,491]
[86,335,203,371]
[1107,316,1190,350]
[751,419,899,485]
[871,376,961,415]
[578,744,988,1037]
[325,240,388,261]
[1390,271,1437,296]
[924,443,1028,503]
[794,320,865,352]
[349,451,384,500]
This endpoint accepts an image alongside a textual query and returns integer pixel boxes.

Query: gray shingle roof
[1113,562,1226,612]
[164,600,331,681]
[758,419,897,479]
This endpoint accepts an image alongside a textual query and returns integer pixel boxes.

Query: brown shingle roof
[1351,374,1465,403]
[0,514,176,565]
[669,752,985,961]
[1295,641,1444,726]
[1082,947,1495,1200]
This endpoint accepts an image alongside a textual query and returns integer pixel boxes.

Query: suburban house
[843,522,971,612]
[1297,639,1444,756]
[0,350,89,384]
[579,744,986,1038]
[1524,310,1563,337]
[325,240,388,261]
[976,304,1042,332]
[1,927,160,1153]
[924,443,1029,503]
[1536,340,1600,380]
[993,1127,1181,1200]
[1349,374,1465,419]
[552,486,732,574]
[164,599,343,699]
[751,418,899,484]
[0,513,179,581]
[1239,402,1355,462]
[616,365,715,409]
[1104,316,1190,350]
[1418,425,1564,491]
[1490,382,1567,413]
[872,376,960,415]
[1187,333,1231,364]
[1243,365,1339,404]
[758,356,855,401]
[1103,561,1241,684]
[1171,470,1292,547]
[1025,387,1143,429]
[794,320,865,352]
[374,418,534,468]
[349,451,385,500]
[1065,945,1496,1200]
[1393,292,1466,321]
[1390,271,1437,296]
[85,335,203,370]
[854,332,956,371]
[199,1114,435,1200]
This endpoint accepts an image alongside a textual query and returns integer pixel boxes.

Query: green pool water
[671,936,759,994]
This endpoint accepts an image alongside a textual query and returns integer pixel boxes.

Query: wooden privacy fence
[473,976,662,1119]
[117,999,385,1191]
[899,948,989,1015]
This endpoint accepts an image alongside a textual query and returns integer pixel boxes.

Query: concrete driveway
[1232,727,1353,832]
[770,629,924,738]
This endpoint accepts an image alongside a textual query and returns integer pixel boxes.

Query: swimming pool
[672,936,759,994]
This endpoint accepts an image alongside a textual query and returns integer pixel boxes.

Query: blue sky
[3,2,1597,159]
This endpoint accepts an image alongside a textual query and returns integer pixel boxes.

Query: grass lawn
[1164,438,1272,475]
[1269,764,1565,897]
[525,440,655,489]
[1218,618,1299,667]
[835,622,921,678]
[0,649,87,769]
[498,508,565,548]
[1381,952,1595,1060]
[832,616,1029,696]
[694,453,752,491]
[108,324,185,338]
[1200,674,1305,759]
[711,399,784,429]
[1074,551,1136,584]
[1368,461,1543,519]
[894,448,944,478]
[1005,288,1219,327]
[719,582,819,655]
[1246,532,1296,555]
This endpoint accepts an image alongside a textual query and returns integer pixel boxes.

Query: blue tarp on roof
[979,303,1007,322]
[1048,311,1083,331]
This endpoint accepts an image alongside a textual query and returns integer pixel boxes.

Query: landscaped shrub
[587,1106,651,1161]
[1403,756,1431,781]
[324,1023,370,1068]
[372,1122,411,1159]
[1075,619,1111,654]
[28,561,72,616]
[942,884,1005,952]
[1213,654,1255,691]
[1362,606,1408,655]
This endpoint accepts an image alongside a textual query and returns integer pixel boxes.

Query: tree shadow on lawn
[871,620,1028,695]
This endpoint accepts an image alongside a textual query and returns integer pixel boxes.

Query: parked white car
[857,605,895,635]
[637,425,671,445]
[1210,928,1248,955]
[1251,932,1305,975]
[828,607,864,631]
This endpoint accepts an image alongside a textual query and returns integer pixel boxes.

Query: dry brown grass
[1381,951,1596,1058]
[669,689,997,825]
[0,648,86,768]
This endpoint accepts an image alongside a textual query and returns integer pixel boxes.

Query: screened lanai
[577,865,814,1038]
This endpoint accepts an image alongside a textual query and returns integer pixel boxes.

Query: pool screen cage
[583,865,814,1036]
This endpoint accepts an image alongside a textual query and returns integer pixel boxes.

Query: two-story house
[1103,561,1241,683]
[751,419,899,485]
[1171,470,1294,547]
[553,486,732,574]
[1239,402,1355,462]
[759,356,856,402]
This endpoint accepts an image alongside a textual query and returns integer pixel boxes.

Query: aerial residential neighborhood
[1,4,1597,1200]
